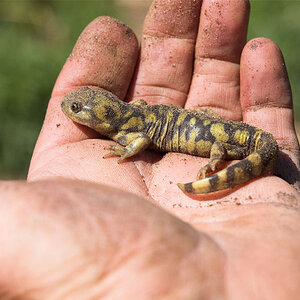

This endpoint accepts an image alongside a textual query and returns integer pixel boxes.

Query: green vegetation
[0,0,299,179]
[0,1,120,179]
[248,0,300,117]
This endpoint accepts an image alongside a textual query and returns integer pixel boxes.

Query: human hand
[28,0,299,207]
[1,0,299,299]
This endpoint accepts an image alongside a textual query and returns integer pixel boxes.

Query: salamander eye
[71,102,82,113]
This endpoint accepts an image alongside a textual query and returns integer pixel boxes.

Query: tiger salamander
[61,86,278,194]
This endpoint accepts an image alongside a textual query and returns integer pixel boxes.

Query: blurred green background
[0,0,299,179]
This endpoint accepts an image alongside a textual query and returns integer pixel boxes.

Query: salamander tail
[177,132,278,194]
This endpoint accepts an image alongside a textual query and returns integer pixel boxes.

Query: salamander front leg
[103,132,151,163]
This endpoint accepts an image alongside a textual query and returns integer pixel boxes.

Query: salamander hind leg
[196,141,248,180]
[196,141,226,180]
[178,143,248,194]
[104,132,151,163]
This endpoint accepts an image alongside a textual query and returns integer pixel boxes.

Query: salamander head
[61,86,101,127]
[61,86,124,134]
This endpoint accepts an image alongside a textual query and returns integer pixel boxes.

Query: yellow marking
[147,126,157,140]
[156,123,168,148]
[216,169,229,191]
[158,107,166,115]
[93,101,121,122]
[233,167,249,185]
[111,105,121,119]
[179,167,229,194]
[191,178,212,194]
[234,130,250,146]
[190,117,196,127]
[177,183,187,192]
[206,108,220,119]
[211,142,224,160]
[195,140,212,156]
[103,99,122,119]
[168,130,179,151]
[246,153,262,176]
[95,122,113,132]
[146,116,161,140]
[186,129,197,153]
[93,105,107,122]
[176,111,188,126]
[111,130,126,139]
[145,113,157,123]
[156,110,173,148]
[214,149,223,157]
[124,132,141,143]
[210,123,229,142]
[193,108,205,114]
[203,119,211,126]
[226,147,242,158]
[166,127,178,151]
[254,130,263,150]
[123,110,133,118]
[179,129,187,149]
[166,110,174,120]
[165,139,172,151]
[121,117,143,131]
[132,99,146,106]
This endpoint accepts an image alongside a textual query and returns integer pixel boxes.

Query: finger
[240,38,300,190]
[34,17,138,154]
[128,0,202,107]
[186,0,250,121]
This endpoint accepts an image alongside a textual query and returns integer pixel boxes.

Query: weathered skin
[61,86,278,194]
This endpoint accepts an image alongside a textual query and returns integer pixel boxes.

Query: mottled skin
[61,86,278,194]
